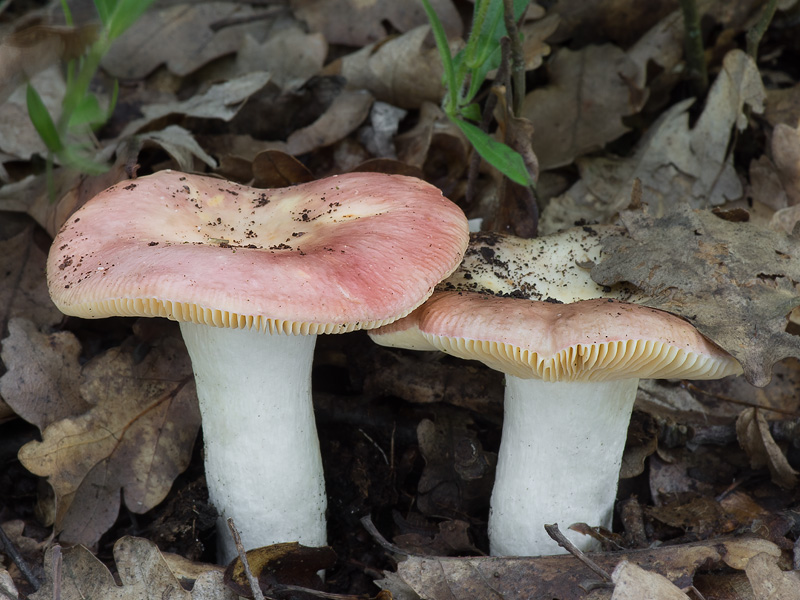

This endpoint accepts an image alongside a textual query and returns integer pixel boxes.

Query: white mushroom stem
[488,377,638,556]
[179,322,326,563]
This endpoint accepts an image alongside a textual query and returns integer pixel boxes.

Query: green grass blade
[26,85,63,153]
[420,0,458,115]
[453,118,532,186]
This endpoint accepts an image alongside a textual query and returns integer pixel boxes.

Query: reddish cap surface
[47,171,469,334]
[371,291,742,381]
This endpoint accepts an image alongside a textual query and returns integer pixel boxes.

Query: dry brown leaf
[235,26,326,91]
[521,43,646,170]
[591,204,800,386]
[291,0,461,47]
[771,124,800,206]
[30,537,203,600]
[0,215,62,330]
[18,329,200,546]
[102,2,262,79]
[330,25,451,109]
[611,561,690,600]
[139,125,218,172]
[377,537,782,600]
[541,49,765,233]
[736,408,798,489]
[416,412,496,520]
[0,24,96,104]
[0,65,64,161]
[286,89,373,156]
[119,72,272,139]
[0,318,90,430]
[744,553,800,600]
[765,83,800,128]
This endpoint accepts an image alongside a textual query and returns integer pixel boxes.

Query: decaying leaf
[0,24,96,104]
[377,537,782,600]
[18,328,200,546]
[224,542,334,597]
[416,412,496,519]
[744,553,800,600]
[291,0,461,47]
[0,216,62,330]
[235,26,327,91]
[30,537,232,600]
[102,2,263,79]
[0,65,65,162]
[330,25,451,109]
[119,72,272,138]
[521,43,646,170]
[736,408,798,489]
[0,318,90,430]
[138,125,218,172]
[611,561,690,600]
[591,204,800,386]
[286,89,373,156]
[541,49,766,233]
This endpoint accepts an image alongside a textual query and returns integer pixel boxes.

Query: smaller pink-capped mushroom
[47,170,469,562]
[370,230,742,557]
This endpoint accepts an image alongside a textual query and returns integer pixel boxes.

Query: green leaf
[68,94,106,129]
[26,85,63,153]
[106,0,156,40]
[92,0,114,27]
[420,0,458,115]
[453,118,532,186]
[59,145,110,175]
[60,0,75,26]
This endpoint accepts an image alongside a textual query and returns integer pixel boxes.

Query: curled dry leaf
[736,408,798,489]
[18,329,200,546]
[0,318,90,430]
[291,0,461,47]
[591,204,800,386]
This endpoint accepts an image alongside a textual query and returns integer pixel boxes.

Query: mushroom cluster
[371,229,742,556]
[47,170,469,562]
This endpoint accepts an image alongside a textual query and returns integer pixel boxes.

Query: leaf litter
[0,0,800,598]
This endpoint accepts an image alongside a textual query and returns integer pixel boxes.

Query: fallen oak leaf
[30,537,201,600]
[611,561,690,600]
[0,318,90,430]
[18,328,200,547]
[591,204,800,386]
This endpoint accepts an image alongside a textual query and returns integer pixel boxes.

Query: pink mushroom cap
[371,291,742,381]
[47,170,469,333]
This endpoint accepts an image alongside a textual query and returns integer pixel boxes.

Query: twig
[678,0,707,98]
[746,0,778,60]
[52,545,61,600]
[226,518,266,600]
[681,381,800,417]
[544,524,612,583]
[359,515,409,556]
[502,0,526,116]
[0,523,39,590]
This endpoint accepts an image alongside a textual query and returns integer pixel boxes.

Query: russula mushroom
[370,230,742,556]
[46,169,468,562]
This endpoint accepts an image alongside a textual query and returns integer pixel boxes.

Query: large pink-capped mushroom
[370,231,742,557]
[47,169,468,562]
